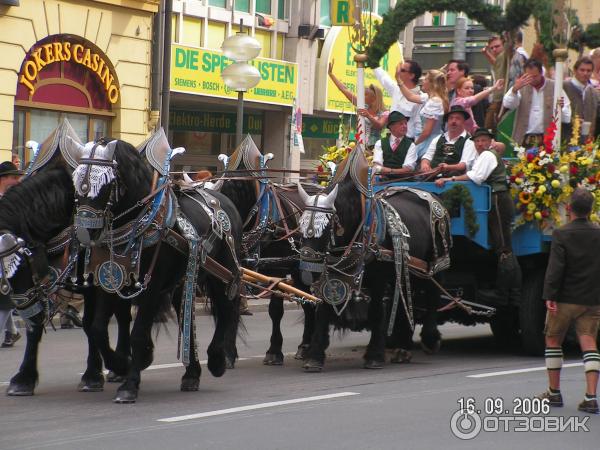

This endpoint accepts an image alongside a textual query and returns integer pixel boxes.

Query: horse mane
[0,163,74,244]
[219,179,257,228]
[113,139,153,219]
[327,172,361,245]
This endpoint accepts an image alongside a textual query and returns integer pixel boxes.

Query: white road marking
[467,362,583,378]
[78,354,272,375]
[0,381,9,386]
[157,391,360,423]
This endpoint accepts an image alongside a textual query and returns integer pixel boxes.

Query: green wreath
[441,184,479,237]
[366,0,538,68]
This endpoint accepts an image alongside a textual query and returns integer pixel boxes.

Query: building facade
[0,0,158,164]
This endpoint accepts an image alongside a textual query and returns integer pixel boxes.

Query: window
[320,0,331,26]
[445,12,456,26]
[256,0,271,14]
[182,17,203,47]
[209,0,226,7]
[377,0,390,16]
[12,110,25,167]
[277,0,286,19]
[235,0,250,13]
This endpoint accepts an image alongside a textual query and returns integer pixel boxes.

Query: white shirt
[516,46,529,59]
[466,150,498,185]
[422,130,477,169]
[374,67,423,139]
[372,135,417,172]
[502,80,572,134]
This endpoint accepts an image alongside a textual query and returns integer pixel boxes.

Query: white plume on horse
[170,147,185,159]
[297,183,339,239]
[69,138,118,198]
[25,140,40,156]
[218,153,229,168]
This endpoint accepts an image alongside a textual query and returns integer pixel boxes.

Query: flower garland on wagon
[510,116,600,228]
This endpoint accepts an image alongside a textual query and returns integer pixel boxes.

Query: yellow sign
[171,44,298,107]
[316,14,403,113]
[330,0,356,26]
[19,39,120,104]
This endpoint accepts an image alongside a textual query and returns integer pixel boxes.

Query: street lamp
[221,23,261,146]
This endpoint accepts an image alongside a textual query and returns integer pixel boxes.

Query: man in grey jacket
[539,188,600,414]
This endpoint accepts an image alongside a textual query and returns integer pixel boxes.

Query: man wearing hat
[420,105,477,176]
[0,161,23,348]
[435,128,514,254]
[372,111,420,177]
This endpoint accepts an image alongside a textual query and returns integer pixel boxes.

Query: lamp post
[221,23,262,146]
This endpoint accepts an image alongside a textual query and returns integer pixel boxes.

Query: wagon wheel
[519,268,546,356]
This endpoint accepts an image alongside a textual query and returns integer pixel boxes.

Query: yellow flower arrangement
[510,115,600,228]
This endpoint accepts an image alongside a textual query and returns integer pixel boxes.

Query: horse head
[70,137,150,247]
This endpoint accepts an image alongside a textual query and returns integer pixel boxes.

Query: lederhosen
[381,136,413,178]
[429,134,468,173]
[484,149,514,254]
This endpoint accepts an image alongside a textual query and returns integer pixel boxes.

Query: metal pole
[453,16,467,60]
[552,48,568,149]
[160,0,173,136]
[150,3,165,130]
[354,54,367,145]
[236,91,244,146]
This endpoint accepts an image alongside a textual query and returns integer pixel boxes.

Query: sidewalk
[13,296,302,329]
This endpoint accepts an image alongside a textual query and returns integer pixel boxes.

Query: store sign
[170,110,263,134]
[330,0,356,26]
[171,44,298,106]
[303,117,342,139]
[19,38,120,103]
[316,14,403,113]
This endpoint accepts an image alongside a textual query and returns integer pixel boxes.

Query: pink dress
[450,96,479,134]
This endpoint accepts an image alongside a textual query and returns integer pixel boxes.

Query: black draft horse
[0,158,131,396]
[216,140,322,365]
[70,138,242,403]
[297,148,450,371]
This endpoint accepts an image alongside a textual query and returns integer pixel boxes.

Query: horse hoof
[225,356,236,370]
[390,349,412,364]
[294,345,309,360]
[420,339,441,355]
[6,383,35,396]
[207,353,226,378]
[106,371,126,383]
[180,378,200,392]
[303,359,323,372]
[77,379,104,392]
[263,353,284,366]
[364,359,384,369]
[113,389,137,404]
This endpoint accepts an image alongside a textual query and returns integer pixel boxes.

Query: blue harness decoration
[176,212,201,366]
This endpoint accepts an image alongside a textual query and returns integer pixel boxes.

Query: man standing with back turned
[539,188,600,414]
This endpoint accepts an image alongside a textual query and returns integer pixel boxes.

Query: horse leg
[106,297,132,383]
[224,291,240,369]
[419,277,442,355]
[386,280,415,364]
[263,296,284,366]
[206,278,235,378]
[295,303,315,360]
[91,292,130,378]
[303,304,331,372]
[78,291,105,392]
[7,324,43,396]
[364,280,387,369]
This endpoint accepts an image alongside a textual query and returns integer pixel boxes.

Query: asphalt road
[0,306,597,450]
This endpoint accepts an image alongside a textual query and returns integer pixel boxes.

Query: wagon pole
[552,0,569,150]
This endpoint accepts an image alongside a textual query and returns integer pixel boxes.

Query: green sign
[170,110,263,134]
[302,116,356,139]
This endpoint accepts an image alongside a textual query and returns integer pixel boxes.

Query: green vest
[430,134,468,168]
[381,136,413,169]
[484,150,508,193]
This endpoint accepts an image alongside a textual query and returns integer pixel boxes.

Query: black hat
[387,111,409,128]
[0,161,23,177]
[443,105,470,121]
[471,128,495,140]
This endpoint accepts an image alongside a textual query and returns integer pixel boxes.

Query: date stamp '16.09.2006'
[450,396,591,440]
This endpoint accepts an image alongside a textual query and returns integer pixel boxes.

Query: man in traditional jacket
[372,111,418,178]
[539,188,600,414]
[420,105,477,176]
[563,57,599,140]
[503,59,571,147]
